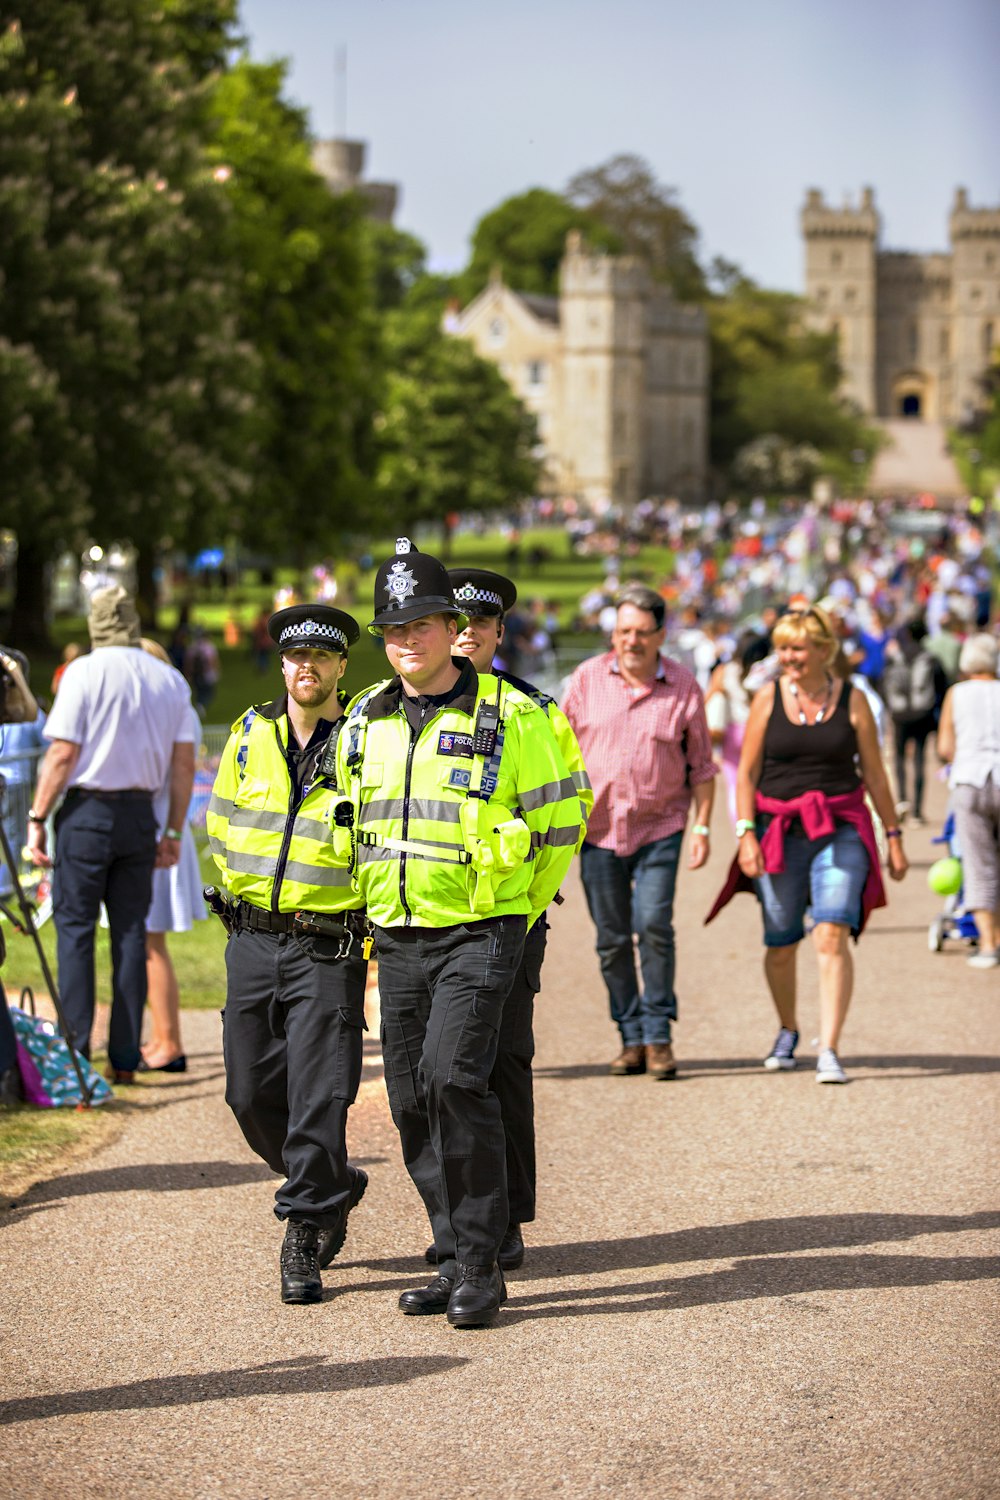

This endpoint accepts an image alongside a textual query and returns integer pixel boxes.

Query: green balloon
[928,857,963,896]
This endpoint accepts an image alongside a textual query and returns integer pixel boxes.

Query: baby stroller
[927,811,980,953]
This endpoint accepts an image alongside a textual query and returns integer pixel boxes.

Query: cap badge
[454,583,477,602]
[385,559,417,608]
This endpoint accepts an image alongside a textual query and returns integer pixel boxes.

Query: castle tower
[801,188,879,414]
[949,187,1000,423]
[312,137,398,223]
[559,232,648,505]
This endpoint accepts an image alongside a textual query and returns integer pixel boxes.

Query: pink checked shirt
[562,651,718,857]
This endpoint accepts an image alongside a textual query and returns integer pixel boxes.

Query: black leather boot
[399,1272,455,1316]
[446,1263,507,1328]
[498,1222,525,1270]
[280,1220,322,1304]
[318,1167,368,1269]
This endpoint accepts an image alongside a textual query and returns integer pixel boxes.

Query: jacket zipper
[399,713,417,925]
[272,720,303,913]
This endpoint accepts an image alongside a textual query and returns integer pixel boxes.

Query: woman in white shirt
[936,633,1000,968]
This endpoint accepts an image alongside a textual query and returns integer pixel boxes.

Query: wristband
[163,827,182,841]
[885,827,902,839]
[692,824,710,837]
[735,818,755,838]
[27,810,46,824]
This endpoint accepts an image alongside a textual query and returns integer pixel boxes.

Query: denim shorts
[753,821,870,947]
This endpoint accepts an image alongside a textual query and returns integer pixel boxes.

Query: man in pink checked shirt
[562,585,717,1080]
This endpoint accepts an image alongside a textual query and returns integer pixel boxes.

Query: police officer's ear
[496,617,505,649]
[336,654,348,680]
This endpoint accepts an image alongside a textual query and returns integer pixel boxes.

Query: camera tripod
[0,774,94,1105]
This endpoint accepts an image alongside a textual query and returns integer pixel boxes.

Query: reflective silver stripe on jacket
[215,849,352,886]
[358,797,463,826]
[208,792,235,819]
[529,824,582,850]
[571,769,592,792]
[518,776,578,812]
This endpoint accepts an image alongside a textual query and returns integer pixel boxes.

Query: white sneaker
[816,1048,847,1084]
[763,1027,799,1071]
[967,950,1000,969]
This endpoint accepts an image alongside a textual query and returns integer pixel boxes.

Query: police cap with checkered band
[268,603,360,655]
[447,567,517,618]
[369,538,468,635]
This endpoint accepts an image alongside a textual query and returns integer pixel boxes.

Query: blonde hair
[771,604,838,664]
[139,637,171,665]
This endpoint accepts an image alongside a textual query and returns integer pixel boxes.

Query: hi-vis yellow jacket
[207,698,361,915]
[495,669,593,843]
[337,660,581,929]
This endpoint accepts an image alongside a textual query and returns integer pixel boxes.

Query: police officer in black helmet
[207,603,370,1305]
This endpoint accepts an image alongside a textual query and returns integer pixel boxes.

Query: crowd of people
[2,496,999,1330]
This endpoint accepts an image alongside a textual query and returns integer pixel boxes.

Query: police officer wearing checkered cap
[207,602,370,1305]
[438,567,592,1273]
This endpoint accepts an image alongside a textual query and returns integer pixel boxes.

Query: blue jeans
[580,833,682,1046]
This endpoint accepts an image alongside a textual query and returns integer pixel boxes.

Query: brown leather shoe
[609,1044,646,1076]
[647,1043,677,1080]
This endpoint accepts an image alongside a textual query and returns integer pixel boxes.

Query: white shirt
[950,679,1000,789]
[45,647,195,791]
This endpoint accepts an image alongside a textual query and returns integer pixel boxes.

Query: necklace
[788,673,834,726]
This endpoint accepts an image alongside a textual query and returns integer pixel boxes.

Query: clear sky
[237,0,999,294]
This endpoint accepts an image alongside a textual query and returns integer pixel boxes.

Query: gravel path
[2,774,998,1499]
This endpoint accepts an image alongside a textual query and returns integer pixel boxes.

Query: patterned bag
[10,991,112,1107]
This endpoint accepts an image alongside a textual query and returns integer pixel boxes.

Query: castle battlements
[803,188,999,424]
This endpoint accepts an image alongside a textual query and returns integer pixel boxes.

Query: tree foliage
[458,187,618,303]
[566,153,706,301]
[1,0,255,638]
[208,57,375,571]
[375,302,540,542]
[707,278,879,484]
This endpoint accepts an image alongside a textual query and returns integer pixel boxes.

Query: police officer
[415,566,593,1272]
[207,604,369,1305]
[339,541,581,1328]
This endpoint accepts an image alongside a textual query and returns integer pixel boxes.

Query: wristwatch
[27,809,46,824]
[163,827,182,840]
[735,818,755,838]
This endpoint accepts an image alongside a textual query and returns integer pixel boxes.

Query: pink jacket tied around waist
[705,785,886,939]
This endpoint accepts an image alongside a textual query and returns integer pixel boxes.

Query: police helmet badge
[385,559,417,610]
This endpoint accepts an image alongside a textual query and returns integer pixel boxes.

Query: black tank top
[757,679,861,800]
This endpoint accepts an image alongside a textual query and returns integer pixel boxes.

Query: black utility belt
[233,905,352,937]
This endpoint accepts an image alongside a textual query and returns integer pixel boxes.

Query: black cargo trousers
[222,926,368,1226]
[490,915,547,1225]
[375,913,527,1273]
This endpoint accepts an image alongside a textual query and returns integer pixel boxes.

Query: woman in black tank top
[724,605,908,1085]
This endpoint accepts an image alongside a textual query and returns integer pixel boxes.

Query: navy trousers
[223,926,368,1226]
[53,791,156,1071]
[376,914,527,1273]
[490,916,547,1225]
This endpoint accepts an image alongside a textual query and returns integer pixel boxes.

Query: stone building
[802,187,1000,424]
[312,137,398,223]
[450,232,709,506]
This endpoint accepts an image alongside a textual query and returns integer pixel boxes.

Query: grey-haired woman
[936,633,1000,968]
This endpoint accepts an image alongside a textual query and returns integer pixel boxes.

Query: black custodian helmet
[369,539,468,636]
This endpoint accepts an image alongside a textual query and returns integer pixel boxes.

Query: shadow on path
[351,1210,1000,1281]
[0,1354,469,1426]
[501,1251,1000,1324]
[534,1054,1000,1082]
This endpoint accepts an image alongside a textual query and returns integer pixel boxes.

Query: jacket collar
[366,656,480,721]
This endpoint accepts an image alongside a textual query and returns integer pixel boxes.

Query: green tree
[209,57,375,579]
[708,279,878,485]
[458,187,619,304]
[0,18,133,643]
[4,0,255,635]
[375,305,540,549]
[363,220,427,312]
[566,154,706,301]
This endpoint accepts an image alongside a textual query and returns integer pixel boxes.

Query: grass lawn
[25,524,667,724]
[0,1096,125,1201]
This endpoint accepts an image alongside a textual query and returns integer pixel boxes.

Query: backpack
[9,991,112,1107]
[884,651,937,718]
